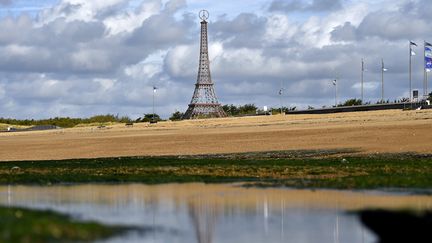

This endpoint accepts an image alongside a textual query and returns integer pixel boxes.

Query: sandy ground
[1,109,432,161]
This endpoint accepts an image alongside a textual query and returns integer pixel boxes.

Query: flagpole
[410,42,412,101]
[152,87,155,122]
[381,58,384,102]
[425,41,432,97]
[424,41,427,97]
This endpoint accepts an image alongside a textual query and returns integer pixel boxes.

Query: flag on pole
[383,68,388,72]
[332,80,337,86]
[410,41,417,46]
[425,46,432,70]
[411,50,416,56]
[153,86,157,93]
[425,46,432,58]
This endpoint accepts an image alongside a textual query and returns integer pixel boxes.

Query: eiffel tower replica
[183,10,226,119]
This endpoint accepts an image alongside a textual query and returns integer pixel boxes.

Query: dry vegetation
[1,109,432,161]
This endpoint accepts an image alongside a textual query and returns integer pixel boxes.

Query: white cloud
[264,14,298,44]
[39,0,129,24]
[0,0,431,119]
[165,44,197,78]
[352,81,379,91]
[94,78,116,91]
[71,49,113,72]
[104,0,162,35]
[5,44,34,56]
[124,62,162,79]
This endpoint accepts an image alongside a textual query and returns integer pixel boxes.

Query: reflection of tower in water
[188,198,218,243]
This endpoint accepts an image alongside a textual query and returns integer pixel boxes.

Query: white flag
[411,50,416,56]
[332,80,337,85]
[383,68,388,72]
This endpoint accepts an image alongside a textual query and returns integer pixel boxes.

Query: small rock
[341,158,349,163]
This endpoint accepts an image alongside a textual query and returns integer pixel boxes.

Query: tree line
[3,93,431,127]
[0,114,132,128]
[169,104,297,120]
[306,93,432,110]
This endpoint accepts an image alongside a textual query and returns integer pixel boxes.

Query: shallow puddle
[1,183,432,243]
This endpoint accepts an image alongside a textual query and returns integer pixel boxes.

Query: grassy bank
[0,206,131,243]
[1,150,432,189]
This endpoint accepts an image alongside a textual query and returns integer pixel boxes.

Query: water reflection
[188,198,217,243]
[1,183,431,243]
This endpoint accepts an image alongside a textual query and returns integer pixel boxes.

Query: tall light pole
[279,80,285,114]
[410,41,417,101]
[333,79,337,107]
[152,86,157,122]
[361,58,364,103]
[381,58,387,102]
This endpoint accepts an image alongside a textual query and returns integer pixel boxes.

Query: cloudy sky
[0,0,431,119]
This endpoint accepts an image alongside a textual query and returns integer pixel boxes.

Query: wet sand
[1,109,432,161]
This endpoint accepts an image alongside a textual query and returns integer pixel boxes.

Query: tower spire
[183,10,226,119]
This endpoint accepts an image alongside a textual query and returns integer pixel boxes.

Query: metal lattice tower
[183,10,226,119]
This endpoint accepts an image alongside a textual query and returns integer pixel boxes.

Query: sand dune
[1,109,431,161]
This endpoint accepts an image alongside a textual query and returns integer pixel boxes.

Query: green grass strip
[1,151,432,190]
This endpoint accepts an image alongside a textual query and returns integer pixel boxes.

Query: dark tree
[141,114,161,122]
[338,98,363,107]
[169,111,184,121]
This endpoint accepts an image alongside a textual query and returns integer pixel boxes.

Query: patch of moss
[0,206,131,243]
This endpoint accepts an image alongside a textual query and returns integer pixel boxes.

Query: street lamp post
[279,80,285,115]
[152,86,157,123]
[381,59,384,102]
[381,58,387,102]
[361,58,364,103]
[333,79,337,107]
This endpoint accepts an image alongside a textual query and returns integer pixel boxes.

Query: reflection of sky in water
[1,184,432,243]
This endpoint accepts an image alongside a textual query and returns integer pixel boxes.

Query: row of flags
[410,41,432,72]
